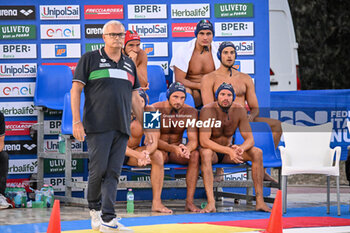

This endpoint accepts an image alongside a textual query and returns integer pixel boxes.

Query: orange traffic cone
[261,190,283,233]
[47,200,61,233]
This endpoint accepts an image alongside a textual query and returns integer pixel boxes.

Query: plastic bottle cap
[128,188,132,191]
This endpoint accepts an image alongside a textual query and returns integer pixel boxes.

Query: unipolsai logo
[129,23,167,38]
[55,45,67,57]
[143,110,161,129]
[0,63,37,78]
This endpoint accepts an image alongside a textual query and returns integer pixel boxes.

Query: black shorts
[216,152,226,164]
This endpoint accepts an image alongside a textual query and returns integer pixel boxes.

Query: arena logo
[129,23,167,38]
[0,82,35,97]
[0,6,35,20]
[84,24,103,38]
[0,25,36,40]
[40,24,81,39]
[171,4,210,18]
[215,22,254,37]
[0,44,37,59]
[0,63,37,78]
[84,5,123,19]
[2,140,37,154]
[40,5,80,20]
[171,23,197,37]
[128,4,167,19]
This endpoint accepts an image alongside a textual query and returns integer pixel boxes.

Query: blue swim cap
[217,41,237,61]
[215,82,236,101]
[194,19,214,37]
[166,82,186,100]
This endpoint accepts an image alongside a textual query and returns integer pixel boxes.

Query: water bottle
[58,134,66,154]
[126,189,134,214]
[14,186,22,208]
[20,185,27,208]
[47,185,54,207]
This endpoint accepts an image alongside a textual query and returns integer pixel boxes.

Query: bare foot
[185,201,201,212]
[152,203,173,214]
[214,168,224,182]
[264,171,278,185]
[200,203,216,213]
[256,203,271,212]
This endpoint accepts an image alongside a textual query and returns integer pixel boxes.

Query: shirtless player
[199,83,271,213]
[152,82,201,212]
[201,42,282,183]
[170,20,220,107]
[124,30,148,89]
[124,89,171,213]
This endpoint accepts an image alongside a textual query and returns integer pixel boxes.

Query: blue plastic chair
[158,92,195,108]
[235,122,282,168]
[34,65,73,110]
[61,92,85,135]
[146,65,167,104]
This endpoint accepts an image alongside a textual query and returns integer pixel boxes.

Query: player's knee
[189,150,199,164]
[151,150,164,166]
[200,149,212,164]
[251,147,263,163]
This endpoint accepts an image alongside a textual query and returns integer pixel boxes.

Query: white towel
[170,38,221,74]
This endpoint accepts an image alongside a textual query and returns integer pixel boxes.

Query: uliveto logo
[0,63,37,78]
[129,23,167,38]
[40,5,80,20]
[85,24,104,38]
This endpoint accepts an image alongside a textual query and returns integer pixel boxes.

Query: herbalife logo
[20,9,33,16]
[171,4,210,18]
[161,63,167,70]
[23,144,36,150]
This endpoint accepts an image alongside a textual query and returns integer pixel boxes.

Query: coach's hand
[73,122,86,142]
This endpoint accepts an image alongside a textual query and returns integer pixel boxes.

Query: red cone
[261,190,283,233]
[47,200,61,233]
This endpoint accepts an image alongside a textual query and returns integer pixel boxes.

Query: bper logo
[142,44,154,55]
[55,45,67,57]
[143,110,161,129]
